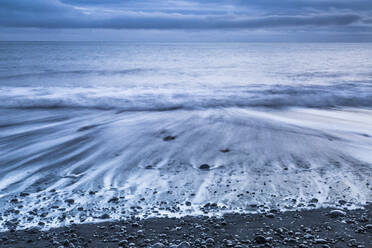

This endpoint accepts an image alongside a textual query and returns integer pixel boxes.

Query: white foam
[0,107,371,231]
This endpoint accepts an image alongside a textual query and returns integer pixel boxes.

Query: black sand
[0,205,371,248]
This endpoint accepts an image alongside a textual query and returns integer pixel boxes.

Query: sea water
[0,42,371,230]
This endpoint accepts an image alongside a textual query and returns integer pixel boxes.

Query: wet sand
[1,204,371,248]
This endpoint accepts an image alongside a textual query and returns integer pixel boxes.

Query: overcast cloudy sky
[0,0,371,41]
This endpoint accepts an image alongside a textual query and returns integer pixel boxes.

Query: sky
[0,0,371,42]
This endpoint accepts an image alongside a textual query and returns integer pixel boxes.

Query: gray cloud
[0,0,371,41]
[0,0,365,30]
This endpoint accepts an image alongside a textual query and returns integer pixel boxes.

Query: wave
[1,83,372,111]
[0,68,149,80]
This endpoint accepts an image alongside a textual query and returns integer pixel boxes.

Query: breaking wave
[0,68,149,80]
[1,83,372,111]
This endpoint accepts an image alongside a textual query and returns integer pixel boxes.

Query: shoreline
[1,204,371,248]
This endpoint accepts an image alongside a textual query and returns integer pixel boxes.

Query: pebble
[163,136,176,141]
[99,213,110,219]
[177,241,190,248]
[329,210,346,218]
[199,164,210,170]
[314,238,328,244]
[65,199,74,205]
[108,197,119,203]
[254,235,267,244]
[265,213,275,218]
[152,242,165,248]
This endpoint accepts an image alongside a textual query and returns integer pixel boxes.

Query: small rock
[205,238,215,245]
[314,239,328,244]
[65,199,74,205]
[329,210,346,218]
[199,164,210,170]
[163,136,176,141]
[119,239,128,246]
[108,197,119,203]
[152,243,165,248]
[338,200,347,205]
[177,241,190,248]
[265,213,275,218]
[99,213,110,219]
[254,235,267,244]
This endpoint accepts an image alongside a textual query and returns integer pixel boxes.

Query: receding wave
[0,106,371,231]
[1,83,372,111]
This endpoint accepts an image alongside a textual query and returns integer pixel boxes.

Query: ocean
[0,42,371,230]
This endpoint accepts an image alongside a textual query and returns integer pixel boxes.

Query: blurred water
[1,42,372,109]
[0,42,371,231]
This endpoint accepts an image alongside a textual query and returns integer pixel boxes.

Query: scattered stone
[329,210,347,218]
[254,235,267,244]
[0,202,370,248]
[338,200,347,205]
[65,199,74,205]
[177,241,190,248]
[205,238,215,245]
[78,125,99,132]
[314,238,328,244]
[199,164,210,170]
[99,213,110,219]
[119,239,128,246]
[152,242,165,248]
[163,136,176,141]
[265,213,275,218]
[108,197,119,204]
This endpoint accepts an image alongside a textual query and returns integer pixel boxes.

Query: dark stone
[108,197,119,204]
[65,199,74,205]
[205,238,215,245]
[328,210,346,218]
[266,213,275,218]
[78,125,99,132]
[199,164,210,170]
[255,235,267,244]
[314,238,328,244]
[99,214,110,219]
[338,200,347,205]
[178,241,190,248]
[152,242,165,248]
[163,136,176,141]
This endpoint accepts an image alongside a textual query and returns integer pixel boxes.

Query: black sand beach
[1,204,371,248]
